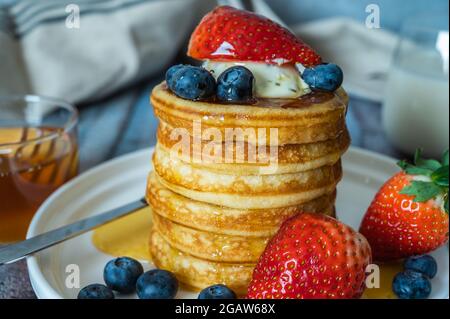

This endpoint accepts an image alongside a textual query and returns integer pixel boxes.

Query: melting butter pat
[203,60,311,99]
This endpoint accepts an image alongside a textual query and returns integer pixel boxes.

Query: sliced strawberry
[360,149,449,262]
[247,213,371,299]
[188,6,321,67]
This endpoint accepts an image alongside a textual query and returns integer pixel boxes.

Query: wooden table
[0,74,403,299]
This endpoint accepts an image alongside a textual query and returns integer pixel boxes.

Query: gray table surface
[0,74,404,299]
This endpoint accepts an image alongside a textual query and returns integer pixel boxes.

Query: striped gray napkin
[0,0,215,103]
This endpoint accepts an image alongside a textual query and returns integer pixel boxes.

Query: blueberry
[167,66,216,100]
[302,63,343,92]
[217,66,254,102]
[165,64,187,86]
[404,255,438,279]
[136,269,178,299]
[77,284,114,299]
[198,284,237,299]
[103,257,143,294]
[393,270,432,299]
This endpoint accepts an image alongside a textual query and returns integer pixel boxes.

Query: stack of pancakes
[147,83,350,295]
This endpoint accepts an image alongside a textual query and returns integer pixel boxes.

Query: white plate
[27,147,449,299]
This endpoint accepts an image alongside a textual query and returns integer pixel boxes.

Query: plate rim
[25,146,437,299]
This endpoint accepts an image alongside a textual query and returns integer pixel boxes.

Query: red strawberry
[247,213,371,299]
[360,149,449,262]
[188,6,321,67]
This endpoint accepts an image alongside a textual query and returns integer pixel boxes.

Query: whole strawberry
[188,6,321,67]
[247,213,371,299]
[360,149,449,262]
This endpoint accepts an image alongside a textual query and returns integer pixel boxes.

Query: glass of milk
[382,24,449,158]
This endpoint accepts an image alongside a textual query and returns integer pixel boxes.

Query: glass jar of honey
[0,95,79,243]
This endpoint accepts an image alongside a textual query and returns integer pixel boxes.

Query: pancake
[152,144,342,209]
[146,172,336,237]
[151,83,348,145]
[153,143,342,194]
[150,230,254,295]
[156,172,339,209]
[157,120,351,174]
[153,212,270,263]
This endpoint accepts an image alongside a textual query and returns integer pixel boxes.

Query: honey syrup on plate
[362,262,403,299]
[92,207,153,261]
[0,126,78,243]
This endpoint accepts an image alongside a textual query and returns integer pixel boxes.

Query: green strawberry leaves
[397,148,449,214]
[442,150,449,166]
[432,165,449,187]
[400,181,443,202]
[414,149,442,171]
[398,149,444,176]
[397,161,433,176]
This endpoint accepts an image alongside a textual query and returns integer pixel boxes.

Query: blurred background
[0,0,449,298]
